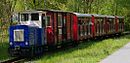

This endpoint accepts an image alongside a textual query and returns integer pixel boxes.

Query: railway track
[1,57,25,63]
[123,31,130,35]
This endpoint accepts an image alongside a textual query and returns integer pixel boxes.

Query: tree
[0,0,17,26]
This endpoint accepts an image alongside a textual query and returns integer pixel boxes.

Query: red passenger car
[115,16,124,34]
[42,10,78,47]
[35,10,124,48]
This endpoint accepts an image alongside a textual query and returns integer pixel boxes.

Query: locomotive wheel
[30,47,34,57]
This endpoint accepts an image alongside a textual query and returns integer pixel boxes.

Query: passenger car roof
[73,13,92,17]
[73,13,107,18]
[18,9,124,19]
[106,16,115,18]
[92,14,106,18]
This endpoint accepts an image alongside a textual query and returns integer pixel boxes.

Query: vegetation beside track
[34,35,130,63]
[0,35,12,61]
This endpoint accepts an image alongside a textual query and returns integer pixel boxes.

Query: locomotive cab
[18,10,46,28]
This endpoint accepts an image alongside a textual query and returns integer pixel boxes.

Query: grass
[0,42,10,61]
[34,35,130,63]
[0,33,12,61]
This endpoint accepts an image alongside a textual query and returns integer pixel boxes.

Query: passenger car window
[47,16,51,26]
[58,15,62,26]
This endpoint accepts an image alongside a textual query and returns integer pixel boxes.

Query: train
[9,10,124,57]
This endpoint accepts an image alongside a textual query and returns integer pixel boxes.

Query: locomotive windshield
[20,13,39,21]
[17,11,46,28]
[21,13,29,21]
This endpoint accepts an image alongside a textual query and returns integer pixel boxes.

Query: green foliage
[14,0,25,12]
[0,34,12,61]
[11,0,129,30]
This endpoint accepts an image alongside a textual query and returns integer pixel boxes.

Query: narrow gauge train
[9,10,124,56]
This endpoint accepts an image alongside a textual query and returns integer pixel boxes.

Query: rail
[1,57,25,63]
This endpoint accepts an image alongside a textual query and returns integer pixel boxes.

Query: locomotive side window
[21,14,29,21]
[31,13,39,21]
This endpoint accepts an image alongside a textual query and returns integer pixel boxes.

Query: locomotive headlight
[25,42,28,45]
[10,42,13,45]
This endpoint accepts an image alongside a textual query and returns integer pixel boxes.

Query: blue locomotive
[9,25,44,56]
[9,10,45,56]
